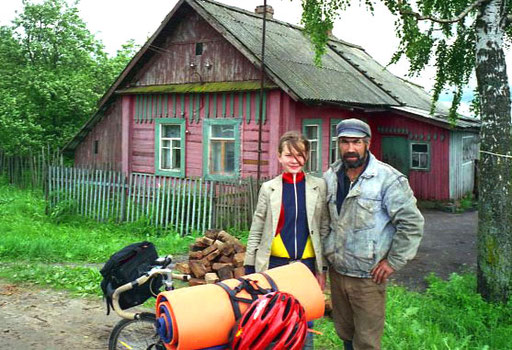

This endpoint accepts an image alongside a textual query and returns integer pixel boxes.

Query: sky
[1,0,475,114]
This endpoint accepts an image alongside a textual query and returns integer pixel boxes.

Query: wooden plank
[170,177,177,229]
[180,178,187,235]
[155,176,161,227]
[195,93,200,124]
[238,92,243,118]
[136,173,142,222]
[222,92,226,118]
[189,93,194,124]
[246,92,251,124]
[213,93,218,118]
[172,93,177,117]
[106,170,112,219]
[230,92,235,118]
[164,177,171,229]
[205,93,210,119]
[151,175,157,223]
[185,178,192,235]
[190,178,198,234]
[242,159,269,166]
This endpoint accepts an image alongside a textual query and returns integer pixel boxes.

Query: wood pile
[174,230,246,286]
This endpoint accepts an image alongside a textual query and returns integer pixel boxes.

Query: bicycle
[108,255,189,350]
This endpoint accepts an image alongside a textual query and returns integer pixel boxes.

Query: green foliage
[0,0,138,154]
[300,0,481,118]
[315,274,512,349]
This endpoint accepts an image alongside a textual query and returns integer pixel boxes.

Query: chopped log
[196,237,215,246]
[218,255,232,263]
[189,278,207,286]
[233,243,246,253]
[232,252,245,267]
[233,267,245,279]
[212,262,232,271]
[205,229,220,240]
[175,262,191,275]
[171,273,190,281]
[189,243,203,252]
[189,251,203,260]
[205,249,221,261]
[189,260,208,278]
[217,265,234,280]
[217,230,239,243]
[214,240,226,251]
[205,272,220,284]
[219,243,235,257]
[201,244,217,256]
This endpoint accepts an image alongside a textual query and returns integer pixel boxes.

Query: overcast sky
[1,0,477,114]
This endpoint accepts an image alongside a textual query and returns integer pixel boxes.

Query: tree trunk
[475,0,512,303]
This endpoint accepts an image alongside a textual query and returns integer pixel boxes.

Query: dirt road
[0,209,477,349]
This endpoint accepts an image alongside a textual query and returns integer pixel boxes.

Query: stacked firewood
[174,230,246,286]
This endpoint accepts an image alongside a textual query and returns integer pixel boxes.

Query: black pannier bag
[100,241,162,314]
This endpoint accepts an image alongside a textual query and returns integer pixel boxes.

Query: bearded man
[323,119,424,350]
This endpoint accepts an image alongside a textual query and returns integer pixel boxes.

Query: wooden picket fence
[0,148,61,189]
[47,166,261,234]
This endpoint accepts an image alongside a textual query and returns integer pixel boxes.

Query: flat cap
[336,118,371,138]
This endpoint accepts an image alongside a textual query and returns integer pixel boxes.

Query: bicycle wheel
[108,312,163,350]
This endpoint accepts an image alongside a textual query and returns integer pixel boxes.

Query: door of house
[381,136,409,176]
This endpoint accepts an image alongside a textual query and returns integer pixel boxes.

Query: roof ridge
[196,0,301,29]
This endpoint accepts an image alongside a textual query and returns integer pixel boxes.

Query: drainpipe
[257,0,267,184]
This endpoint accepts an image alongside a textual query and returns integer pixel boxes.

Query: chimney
[255,5,274,19]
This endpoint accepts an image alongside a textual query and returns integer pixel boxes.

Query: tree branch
[397,0,485,23]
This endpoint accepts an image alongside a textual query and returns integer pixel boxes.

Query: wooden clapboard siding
[370,112,451,200]
[135,10,260,86]
[75,100,123,170]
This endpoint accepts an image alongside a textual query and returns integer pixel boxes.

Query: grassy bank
[0,180,198,263]
[1,180,511,349]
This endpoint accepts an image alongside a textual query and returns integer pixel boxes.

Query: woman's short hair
[278,131,310,159]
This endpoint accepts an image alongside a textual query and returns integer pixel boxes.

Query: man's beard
[343,152,366,169]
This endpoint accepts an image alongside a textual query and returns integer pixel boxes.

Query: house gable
[130,7,262,87]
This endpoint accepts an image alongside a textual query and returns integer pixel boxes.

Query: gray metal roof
[194,0,398,106]
[193,0,479,129]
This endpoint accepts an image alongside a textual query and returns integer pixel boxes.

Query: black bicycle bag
[100,241,162,314]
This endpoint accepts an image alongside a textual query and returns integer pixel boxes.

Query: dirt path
[0,209,477,349]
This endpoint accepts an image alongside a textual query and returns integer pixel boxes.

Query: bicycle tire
[108,312,164,350]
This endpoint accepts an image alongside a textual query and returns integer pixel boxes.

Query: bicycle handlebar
[111,255,190,320]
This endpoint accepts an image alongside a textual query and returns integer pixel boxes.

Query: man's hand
[316,271,327,291]
[371,259,394,284]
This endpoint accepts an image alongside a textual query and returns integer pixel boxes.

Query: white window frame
[303,119,323,175]
[155,118,185,177]
[203,119,241,180]
[410,142,430,171]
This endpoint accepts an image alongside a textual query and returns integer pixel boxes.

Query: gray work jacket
[323,153,424,278]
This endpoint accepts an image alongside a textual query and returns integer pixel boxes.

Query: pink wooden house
[63,0,480,200]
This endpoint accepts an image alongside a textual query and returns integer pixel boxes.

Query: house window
[330,119,341,164]
[410,142,430,170]
[93,140,99,155]
[195,42,203,56]
[155,119,186,177]
[303,119,323,175]
[203,119,241,180]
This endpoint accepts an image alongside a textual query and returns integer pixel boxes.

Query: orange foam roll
[155,262,324,350]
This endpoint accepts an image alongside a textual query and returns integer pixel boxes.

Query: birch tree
[301,0,512,303]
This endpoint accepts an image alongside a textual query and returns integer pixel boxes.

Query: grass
[1,179,511,349]
[0,179,198,263]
